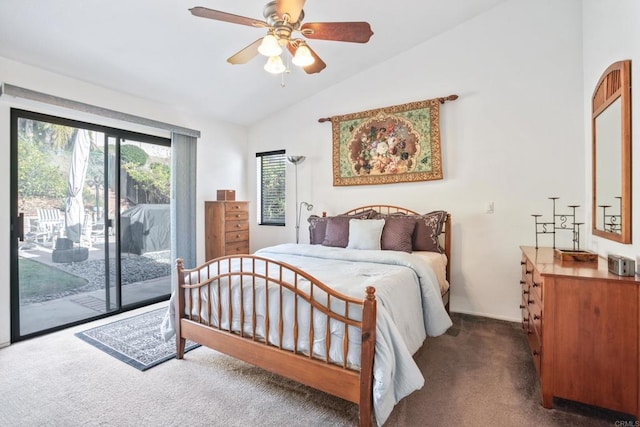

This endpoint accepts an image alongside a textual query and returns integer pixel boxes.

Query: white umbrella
[65,129,91,242]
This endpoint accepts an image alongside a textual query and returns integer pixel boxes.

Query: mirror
[592,60,631,243]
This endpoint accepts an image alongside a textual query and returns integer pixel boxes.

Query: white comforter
[161,244,452,425]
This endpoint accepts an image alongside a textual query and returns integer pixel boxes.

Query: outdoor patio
[17,239,171,336]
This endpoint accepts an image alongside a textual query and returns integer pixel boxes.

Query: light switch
[485,201,494,214]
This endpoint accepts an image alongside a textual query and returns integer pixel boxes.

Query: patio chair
[81,213,106,247]
[36,208,64,243]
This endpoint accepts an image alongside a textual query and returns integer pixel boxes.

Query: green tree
[17,138,66,198]
[121,145,149,166]
[123,162,170,204]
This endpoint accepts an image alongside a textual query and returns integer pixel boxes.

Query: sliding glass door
[10,110,171,341]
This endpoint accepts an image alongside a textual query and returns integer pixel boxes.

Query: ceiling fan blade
[276,0,306,24]
[190,7,267,28]
[287,42,326,74]
[227,39,262,65]
[301,22,374,43]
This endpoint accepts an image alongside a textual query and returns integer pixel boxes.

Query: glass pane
[119,139,172,306]
[17,120,110,335]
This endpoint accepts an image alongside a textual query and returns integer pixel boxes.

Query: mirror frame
[591,60,632,243]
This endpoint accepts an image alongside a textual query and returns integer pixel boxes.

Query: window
[256,150,286,225]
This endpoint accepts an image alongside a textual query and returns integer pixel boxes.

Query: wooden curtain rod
[317,94,459,123]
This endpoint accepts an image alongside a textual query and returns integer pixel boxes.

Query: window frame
[256,149,286,226]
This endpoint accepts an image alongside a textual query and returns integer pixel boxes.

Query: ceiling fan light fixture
[292,44,315,67]
[264,55,286,74]
[258,34,282,56]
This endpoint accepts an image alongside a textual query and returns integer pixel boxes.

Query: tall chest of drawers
[205,201,250,260]
[519,246,640,419]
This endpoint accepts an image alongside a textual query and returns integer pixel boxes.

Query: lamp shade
[286,155,306,165]
[292,44,315,67]
[258,34,282,57]
[264,55,286,74]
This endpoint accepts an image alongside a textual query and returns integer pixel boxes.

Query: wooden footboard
[174,256,377,427]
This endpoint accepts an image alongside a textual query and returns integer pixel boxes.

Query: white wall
[247,0,584,322]
[0,57,248,347]
[582,0,640,264]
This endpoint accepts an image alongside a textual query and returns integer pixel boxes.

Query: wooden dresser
[205,201,250,260]
[519,246,640,419]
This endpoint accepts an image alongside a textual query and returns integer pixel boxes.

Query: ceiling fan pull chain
[281,56,291,88]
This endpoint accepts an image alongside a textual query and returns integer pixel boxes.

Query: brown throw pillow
[308,215,328,245]
[309,210,375,245]
[322,216,353,247]
[381,216,416,253]
[412,210,447,253]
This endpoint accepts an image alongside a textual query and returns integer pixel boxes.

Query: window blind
[256,150,286,226]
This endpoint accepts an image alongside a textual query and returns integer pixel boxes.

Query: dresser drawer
[225,210,249,221]
[523,260,534,286]
[225,241,249,254]
[206,200,251,260]
[529,292,543,339]
[226,230,249,243]
[531,269,543,301]
[520,295,530,327]
[225,220,249,232]
[526,317,542,377]
[225,202,248,213]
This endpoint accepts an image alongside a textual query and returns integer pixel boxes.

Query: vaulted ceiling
[0,0,506,125]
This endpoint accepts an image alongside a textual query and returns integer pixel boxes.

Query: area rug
[75,307,198,371]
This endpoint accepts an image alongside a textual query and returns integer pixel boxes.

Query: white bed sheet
[412,251,449,294]
[161,243,452,425]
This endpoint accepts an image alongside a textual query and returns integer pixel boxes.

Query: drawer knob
[533,350,540,357]
[526,269,532,275]
[523,290,529,295]
[520,261,526,266]
[533,314,540,320]
[519,304,526,309]
[532,281,540,288]
[527,330,533,335]
[236,214,240,218]
[527,299,534,305]
[519,280,526,285]
[236,224,241,228]
[236,234,240,238]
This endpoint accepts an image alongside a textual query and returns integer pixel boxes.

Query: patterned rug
[75,307,198,371]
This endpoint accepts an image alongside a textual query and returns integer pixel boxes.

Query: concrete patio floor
[17,240,170,336]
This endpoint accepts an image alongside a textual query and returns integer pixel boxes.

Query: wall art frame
[326,96,455,186]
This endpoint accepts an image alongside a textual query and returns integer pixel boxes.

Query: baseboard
[450,308,520,324]
[0,341,10,349]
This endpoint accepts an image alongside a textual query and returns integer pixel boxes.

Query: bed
[161,205,452,426]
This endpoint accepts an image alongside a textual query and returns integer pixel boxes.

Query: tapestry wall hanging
[323,95,457,186]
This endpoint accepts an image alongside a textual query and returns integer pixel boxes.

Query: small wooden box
[554,248,598,264]
[216,190,236,201]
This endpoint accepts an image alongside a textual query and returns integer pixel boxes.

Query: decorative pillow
[412,210,447,253]
[308,215,328,245]
[346,219,385,250]
[322,216,353,247]
[381,216,416,253]
[309,210,375,245]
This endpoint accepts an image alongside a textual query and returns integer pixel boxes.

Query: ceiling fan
[190,0,374,75]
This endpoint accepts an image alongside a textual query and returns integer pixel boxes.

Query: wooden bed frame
[174,205,451,426]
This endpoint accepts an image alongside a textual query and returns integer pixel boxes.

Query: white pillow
[346,219,385,250]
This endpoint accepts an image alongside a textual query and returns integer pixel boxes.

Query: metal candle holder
[532,197,583,250]
[598,196,622,232]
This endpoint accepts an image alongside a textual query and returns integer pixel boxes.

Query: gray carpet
[0,305,635,426]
